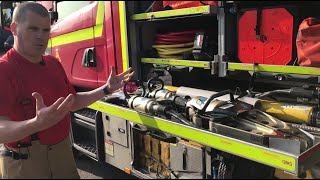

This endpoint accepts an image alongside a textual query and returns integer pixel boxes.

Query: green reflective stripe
[142,58,210,68]
[49,1,105,48]
[119,1,129,71]
[94,24,103,38]
[94,1,105,38]
[131,5,211,20]
[47,39,51,48]
[228,63,320,75]
[88,102,297,173]
[96,1,104,26]
[51,28,94,47]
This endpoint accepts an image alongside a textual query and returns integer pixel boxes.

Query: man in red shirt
[0,2,134,179]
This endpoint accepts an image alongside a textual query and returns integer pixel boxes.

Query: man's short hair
[12,2,49,23]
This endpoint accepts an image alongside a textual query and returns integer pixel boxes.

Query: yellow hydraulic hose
[157,47,194,55]
[152,42,194,48]
[156,46,193,52]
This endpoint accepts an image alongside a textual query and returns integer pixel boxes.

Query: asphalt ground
[75,154,136,179]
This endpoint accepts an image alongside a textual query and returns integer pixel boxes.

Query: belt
[5,133,39,149]
[17,133,39,148]
[0,149,28,160]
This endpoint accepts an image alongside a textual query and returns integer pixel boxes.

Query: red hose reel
[155,30,198,45]
[238,8,293,65]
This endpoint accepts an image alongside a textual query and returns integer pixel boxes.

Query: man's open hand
[32,92,75,131]
[105,67,135,93]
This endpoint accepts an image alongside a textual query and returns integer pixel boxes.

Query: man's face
[12,10,50,60]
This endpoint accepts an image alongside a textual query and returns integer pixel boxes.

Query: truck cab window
[56,1,89,22]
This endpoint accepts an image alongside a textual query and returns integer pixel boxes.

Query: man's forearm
[71,86,108,112]
[0,117,38,144]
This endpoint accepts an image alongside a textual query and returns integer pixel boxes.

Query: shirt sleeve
[0,62,16,116]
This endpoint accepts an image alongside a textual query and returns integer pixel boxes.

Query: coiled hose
[153,30,198,59]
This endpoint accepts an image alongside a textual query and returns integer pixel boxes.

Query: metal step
[73,142,97,159]
[73,108,97,124]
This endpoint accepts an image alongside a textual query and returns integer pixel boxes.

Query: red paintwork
[111,2,124,77]
[47,1,123,89]
[97,1,116,88]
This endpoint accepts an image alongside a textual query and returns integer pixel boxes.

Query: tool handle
[200,90,235,113]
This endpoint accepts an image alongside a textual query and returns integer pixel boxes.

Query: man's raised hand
[32,92,75,131]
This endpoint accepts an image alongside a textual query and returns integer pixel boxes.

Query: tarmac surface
[76,155,136,179]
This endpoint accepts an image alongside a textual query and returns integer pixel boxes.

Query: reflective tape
[48,1,105,48]
[119,1,129,71]
[88,101,297,173]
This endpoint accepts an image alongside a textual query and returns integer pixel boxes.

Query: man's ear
[10,22,17,35]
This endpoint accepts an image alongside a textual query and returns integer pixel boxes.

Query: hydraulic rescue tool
[146,77,188,111]
[253,86,320,127]
[122,80,193,127]
[183,89,314,154]
[176,86,320,127]
[119,78,315,154]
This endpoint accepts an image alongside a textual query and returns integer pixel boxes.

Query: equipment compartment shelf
[131,5,218,21]
[141,58,211,69]
[227,62,320,76]
[88,100,320,177]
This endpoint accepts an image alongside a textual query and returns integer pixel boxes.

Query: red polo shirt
[0,48,76,147]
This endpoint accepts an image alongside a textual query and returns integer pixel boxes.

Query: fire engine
[1,1,320,179]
